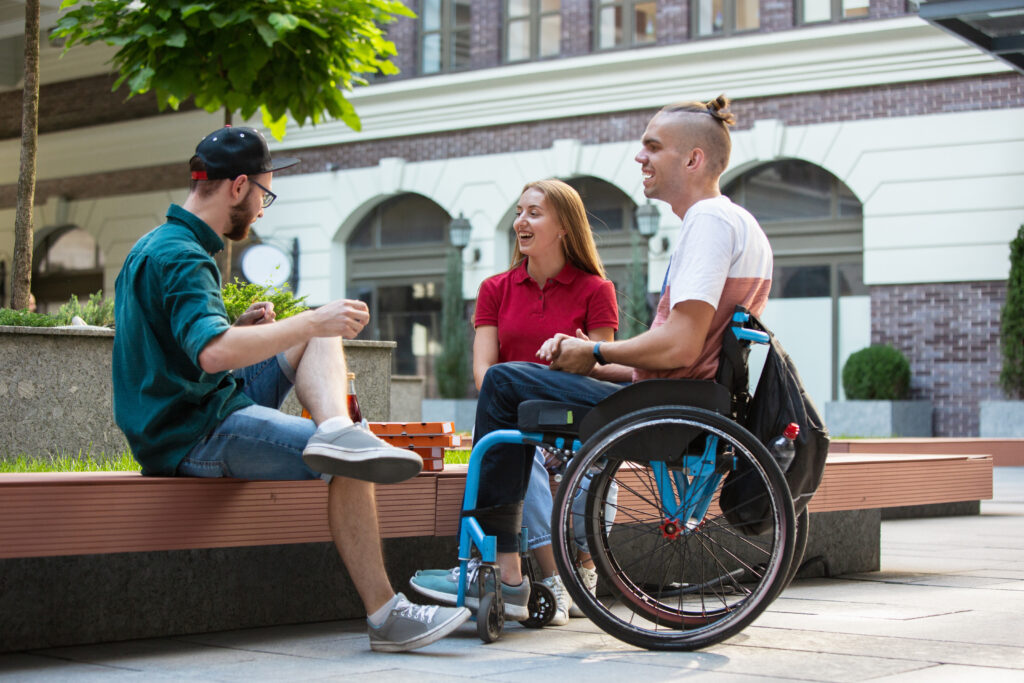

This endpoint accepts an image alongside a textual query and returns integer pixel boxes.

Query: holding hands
[538,328,597,375]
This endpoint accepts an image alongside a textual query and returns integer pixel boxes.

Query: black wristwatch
[593,342,609,365]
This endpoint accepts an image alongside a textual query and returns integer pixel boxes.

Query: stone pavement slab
[2,467,1022,682]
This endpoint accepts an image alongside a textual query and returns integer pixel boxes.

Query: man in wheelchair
[412,94,774,625]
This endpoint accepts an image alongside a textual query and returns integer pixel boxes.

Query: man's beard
[225,188,256,241]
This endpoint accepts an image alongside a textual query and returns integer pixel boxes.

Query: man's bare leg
[327,476,395,613]
[285,337,349,425]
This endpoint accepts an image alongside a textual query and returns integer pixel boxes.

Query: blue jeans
[523,448,618,554]
[177,354,320,480]
[475,361,622,552]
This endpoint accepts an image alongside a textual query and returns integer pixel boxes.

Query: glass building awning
[918,0,1024,74]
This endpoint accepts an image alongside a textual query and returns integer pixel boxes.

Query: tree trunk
[11,0,41,310]
[216,106,234,285]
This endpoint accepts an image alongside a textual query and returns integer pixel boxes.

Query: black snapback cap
[191,126,299,180]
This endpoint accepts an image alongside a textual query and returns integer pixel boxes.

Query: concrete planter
[0,326,394,460]
[979,401,1024,437]
[422,398,478,433]
[824,400,933,438]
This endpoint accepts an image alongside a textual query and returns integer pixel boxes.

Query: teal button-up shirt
[112,204,254,475]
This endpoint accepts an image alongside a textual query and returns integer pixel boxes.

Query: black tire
[520,581,557,628]
[477,592,504,643]
[551,405,796,651]
[783,506,810,589]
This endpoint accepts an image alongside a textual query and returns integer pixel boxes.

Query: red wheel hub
[660,517,682,540]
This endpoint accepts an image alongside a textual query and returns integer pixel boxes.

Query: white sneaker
[569,565,597,618]
[540,575,571,627]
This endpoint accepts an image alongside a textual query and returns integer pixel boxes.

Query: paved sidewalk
[3,468,1022,682]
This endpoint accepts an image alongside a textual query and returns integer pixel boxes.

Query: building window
[693,0,760,38]
[506,0,562,62]
[347,194,450,389]
[799,0,870,24]
[421,0,472,74]
[595,0,657,50]
[724,160,866,403]
[32,226,105,313]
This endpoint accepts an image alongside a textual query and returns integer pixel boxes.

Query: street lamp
[634,201,668,253]
[449,213,472,250]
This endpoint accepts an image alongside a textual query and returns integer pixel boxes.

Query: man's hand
[548,331,598,375]
[310,298,370,339]
[235,301,276,326]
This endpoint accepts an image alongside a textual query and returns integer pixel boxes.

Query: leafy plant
[1000,224,1024,399]
[0,308,60,327]
[53,291,115,327]
[221,278,309,324]
[51,0,414,139]
[841,345,911,400]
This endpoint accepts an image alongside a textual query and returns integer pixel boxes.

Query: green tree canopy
[52,0,413,139]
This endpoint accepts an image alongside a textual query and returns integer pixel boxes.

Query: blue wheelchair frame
[455,311,771,630]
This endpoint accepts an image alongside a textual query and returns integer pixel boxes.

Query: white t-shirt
[635,195,773,382]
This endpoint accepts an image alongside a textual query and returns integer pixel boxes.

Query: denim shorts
[176,353,321,480]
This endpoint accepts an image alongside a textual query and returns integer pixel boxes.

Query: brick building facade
[2,1,1022,434]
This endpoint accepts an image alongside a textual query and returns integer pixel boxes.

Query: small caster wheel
[477,591,504,642]
[519,581,556,628]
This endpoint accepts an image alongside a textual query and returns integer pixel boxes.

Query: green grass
[444,449,471,465]
[0,451,139,473]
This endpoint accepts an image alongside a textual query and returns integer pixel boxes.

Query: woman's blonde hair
[510,179,606,278]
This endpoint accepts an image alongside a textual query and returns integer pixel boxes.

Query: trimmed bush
[841,345,911,400]
[1000,224,1024,399]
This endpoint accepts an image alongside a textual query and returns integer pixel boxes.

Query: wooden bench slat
[0,454,993,559]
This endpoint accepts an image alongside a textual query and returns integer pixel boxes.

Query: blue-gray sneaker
[367,592,470,652]
[409,562,530,621]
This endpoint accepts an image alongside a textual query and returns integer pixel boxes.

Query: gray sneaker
[302,423,422,484]
[368,592,470,652]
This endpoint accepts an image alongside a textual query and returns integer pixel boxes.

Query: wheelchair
[456,310,802,650]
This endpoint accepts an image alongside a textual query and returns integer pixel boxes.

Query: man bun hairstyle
[705,94,736,127]
[660,93,735,176]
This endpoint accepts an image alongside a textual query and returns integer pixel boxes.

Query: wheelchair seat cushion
[517,400,593,436]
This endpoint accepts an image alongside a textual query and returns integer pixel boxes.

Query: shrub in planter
[1000,224,1024,399]
[841,344,911,400]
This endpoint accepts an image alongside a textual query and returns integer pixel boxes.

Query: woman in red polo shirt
[473,178,620,625]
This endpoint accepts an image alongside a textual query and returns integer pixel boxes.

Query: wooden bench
[831,438,1024,467]
[0,452,993,652]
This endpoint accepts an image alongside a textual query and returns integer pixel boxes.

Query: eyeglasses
[249,178,277,209]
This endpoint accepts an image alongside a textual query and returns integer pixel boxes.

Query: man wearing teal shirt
[112,126,469,652]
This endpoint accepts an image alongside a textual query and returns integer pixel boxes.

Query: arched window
[724,159,868,403]
[32,226,105,313]
[347,194,450,387]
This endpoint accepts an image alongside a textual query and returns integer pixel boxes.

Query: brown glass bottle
[347,372,363,424]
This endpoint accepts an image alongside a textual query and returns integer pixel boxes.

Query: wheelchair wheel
[783,506,810,589]
[520,582,557,628]
[477,592,504,643]
[551,405,796,651]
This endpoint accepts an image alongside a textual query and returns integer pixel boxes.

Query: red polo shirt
[473,259,619,364]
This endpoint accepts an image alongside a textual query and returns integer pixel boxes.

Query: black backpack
[717,307,830,535]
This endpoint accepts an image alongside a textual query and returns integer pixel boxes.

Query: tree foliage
[621,231,650,339]
[52,0,413,139]
[1000,224,1024,399]
[436,249,471,399]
